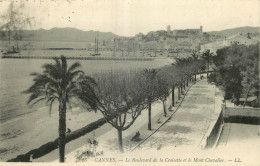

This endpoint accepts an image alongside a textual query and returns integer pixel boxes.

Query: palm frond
[42,63,62,80]
[48,97,56,117]
[30,97,46,107]
[67,62,81,73]
[24,54,98,119]
[66,70,84,83]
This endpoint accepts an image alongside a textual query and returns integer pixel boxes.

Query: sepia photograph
[0,0,259,165]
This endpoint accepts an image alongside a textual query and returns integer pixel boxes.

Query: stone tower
[167,25,171,34]
[200,26,203,33]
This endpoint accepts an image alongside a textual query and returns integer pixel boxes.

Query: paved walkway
[133,79,216,151]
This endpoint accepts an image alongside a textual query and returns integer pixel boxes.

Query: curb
[131,79,200,151]
[199,85,224,149]
[214,123,224,148]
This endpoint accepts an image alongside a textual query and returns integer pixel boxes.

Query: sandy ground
[0,104,104,161]
[215,123,260,165]
[217,123,260,148]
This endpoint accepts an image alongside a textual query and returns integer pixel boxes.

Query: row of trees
[24,54,206,162]
[209,43,259,107]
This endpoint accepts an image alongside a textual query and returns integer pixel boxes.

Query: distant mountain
[1,26,259,43]
[0,27,120,42]
[207,26,259,37]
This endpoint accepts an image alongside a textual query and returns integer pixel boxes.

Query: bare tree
[155,73,170,117]
[94,71,148,152]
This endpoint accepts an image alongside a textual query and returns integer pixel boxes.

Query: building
[166,26,203,37]
[167,25,171,35]
[200,33,259,53]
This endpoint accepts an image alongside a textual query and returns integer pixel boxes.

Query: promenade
[47,78,219,163]
[133,79,216,151]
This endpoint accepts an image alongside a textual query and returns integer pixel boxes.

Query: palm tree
[23,55,97,162]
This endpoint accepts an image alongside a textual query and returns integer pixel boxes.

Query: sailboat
[91,32,101,56]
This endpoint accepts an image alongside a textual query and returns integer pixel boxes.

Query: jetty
[1,55,154,61]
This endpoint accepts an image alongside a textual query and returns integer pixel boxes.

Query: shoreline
[0,56,174,125]
[0,57,174,161]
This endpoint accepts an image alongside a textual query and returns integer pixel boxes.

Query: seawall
[1,55,154,61]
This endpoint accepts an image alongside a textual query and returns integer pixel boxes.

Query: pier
[1,55,154,61]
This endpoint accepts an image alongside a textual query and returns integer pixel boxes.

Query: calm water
[0,51,173,123]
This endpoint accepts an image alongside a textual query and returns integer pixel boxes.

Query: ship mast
[97,32,99,55]
[94,35,97,54]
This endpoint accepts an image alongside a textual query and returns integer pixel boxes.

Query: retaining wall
[224,107,260,125]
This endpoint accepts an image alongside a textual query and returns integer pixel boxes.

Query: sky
[0,0,259,36]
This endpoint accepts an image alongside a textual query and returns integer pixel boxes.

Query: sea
[0,50,173,123]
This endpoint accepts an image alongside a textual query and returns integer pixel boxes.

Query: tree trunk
[183,83,186,91]
[117,128,123,153]
[180,85,183,94]
[178,87,180,100]
[243,87,251,107]
[207,58,209,78]
[58,98,66,162]
[186,78,188,87]
[236,93,240,106]
[163,101,167,117]
[8,31,11,45]
[172,86,175,106]
[148,102,152,130]
[195,74,196,81]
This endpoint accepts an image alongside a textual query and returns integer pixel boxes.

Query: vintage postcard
[0,0,259,166]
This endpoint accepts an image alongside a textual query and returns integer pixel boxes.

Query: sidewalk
[132,79,216,152]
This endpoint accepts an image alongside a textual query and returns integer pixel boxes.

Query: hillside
[1,26,259,44]
[207,26,259,37]
[0,27,119,42]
